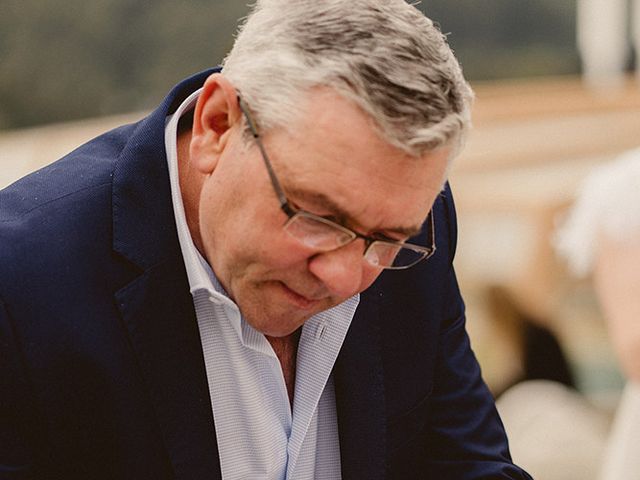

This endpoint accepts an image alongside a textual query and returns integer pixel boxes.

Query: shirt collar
[164,88,234,308]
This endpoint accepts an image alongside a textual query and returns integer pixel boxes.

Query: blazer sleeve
[421,185,533,479]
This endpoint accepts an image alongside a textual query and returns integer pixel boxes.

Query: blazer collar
[112,69,223,479]
[111,68,217,271]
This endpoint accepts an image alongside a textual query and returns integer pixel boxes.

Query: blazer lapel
[335,286,387,480]
[115,259,221,480]
[111,69,222,479]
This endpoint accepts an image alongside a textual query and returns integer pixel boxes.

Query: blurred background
[1,1,640,478]
[0,0,580,130]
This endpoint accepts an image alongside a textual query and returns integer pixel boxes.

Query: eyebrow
[286,186,424,239]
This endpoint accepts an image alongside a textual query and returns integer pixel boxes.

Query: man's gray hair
[222,0,474,158]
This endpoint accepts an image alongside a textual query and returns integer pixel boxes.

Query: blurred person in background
[555,147,640,480]
[496,148,640,480]
[0,0,531,479]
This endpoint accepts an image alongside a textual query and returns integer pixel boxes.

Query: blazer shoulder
[0,123,138,223]
[0,123,142,299]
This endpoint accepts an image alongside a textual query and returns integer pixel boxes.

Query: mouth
[278,282,323,310]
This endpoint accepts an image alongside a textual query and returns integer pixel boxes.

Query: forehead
[283,183,425,238]
[261,88,448,233]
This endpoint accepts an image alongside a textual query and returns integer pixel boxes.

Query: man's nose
[306,240,370,298]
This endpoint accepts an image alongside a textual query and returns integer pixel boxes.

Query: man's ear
[190,73,241,174]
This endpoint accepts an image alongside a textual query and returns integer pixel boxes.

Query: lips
[278,282,324,309]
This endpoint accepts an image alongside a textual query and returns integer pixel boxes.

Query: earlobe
[190,73,241,174]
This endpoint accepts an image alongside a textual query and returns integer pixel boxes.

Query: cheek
[199,174,335,273]
[216,203,314,271]
[196,179,255,275]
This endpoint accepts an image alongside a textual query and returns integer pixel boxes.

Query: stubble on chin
[233,280,331,337]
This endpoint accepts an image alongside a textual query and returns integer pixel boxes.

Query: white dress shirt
[164,89,359,479]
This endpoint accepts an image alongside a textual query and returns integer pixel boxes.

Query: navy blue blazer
[0,70,531,479]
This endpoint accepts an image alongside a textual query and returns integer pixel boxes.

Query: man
[0,1,531,478]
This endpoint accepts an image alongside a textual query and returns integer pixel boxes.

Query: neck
[266,329,302,406]
[177,128,206,254]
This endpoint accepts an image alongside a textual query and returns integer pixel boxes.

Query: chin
[240,302,316,338]
[235,280,330,336]
[256,313,310,337]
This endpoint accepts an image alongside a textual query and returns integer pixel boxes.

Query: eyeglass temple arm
[237,96,291,213]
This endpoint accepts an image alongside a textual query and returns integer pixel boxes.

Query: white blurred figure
[577,0,629,87]
[497,149,640,480]
[497,380,609,480]
[556,148,640,480]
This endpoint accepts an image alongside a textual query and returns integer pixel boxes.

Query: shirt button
[315,323,327,341]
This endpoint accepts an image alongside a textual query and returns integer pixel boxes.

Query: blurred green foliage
[425,0,579,80]
[0,0,578,130]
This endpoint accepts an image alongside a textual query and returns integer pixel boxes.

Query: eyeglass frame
[236,95,436,270]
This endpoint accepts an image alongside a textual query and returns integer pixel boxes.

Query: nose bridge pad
[326,235,361,258]
[362,242,379,266]
[346,235,368,258]
[334,229,358,249]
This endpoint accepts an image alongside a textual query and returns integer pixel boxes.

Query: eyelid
[307,207,407,243]
[319,212,344,224]
[372,233,407,244]
[292,200,349,226]
[291,197,413,243]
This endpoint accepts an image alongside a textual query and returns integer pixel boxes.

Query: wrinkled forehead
[259,123,447,236]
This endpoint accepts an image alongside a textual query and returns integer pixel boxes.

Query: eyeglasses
[237,96,436,270]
